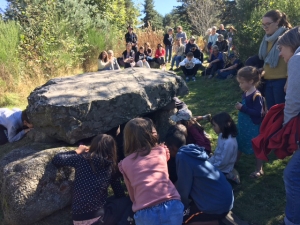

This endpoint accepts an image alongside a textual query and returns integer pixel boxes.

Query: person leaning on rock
[0,108,33,145]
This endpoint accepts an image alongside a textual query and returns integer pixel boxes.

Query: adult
[122,42,135,69]
[190,45,203,63]
[125,25,138,52]
[0,108,33,145]
[107,50,120,70]
[144,42,153,62]
[98,51,112,71]
[163,28,174,63]
[216,53,241,79]
[165,129,233,224]
[227,26,237,53]
[258,9,292,109]
[203,45,224,79]
[170,39,185,71]
[277,26,300,225]
[204,28,212,54]
[207,26,219,51]
[185,36,200,55]
[176,26,187,45]
[216,34,228,52]
[217,24,228,39]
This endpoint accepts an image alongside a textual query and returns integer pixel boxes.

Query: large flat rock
[27,68,188,144]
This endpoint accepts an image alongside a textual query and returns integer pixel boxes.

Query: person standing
[217,24,228,40]
[125,25,138,52]
[227,26,237,54]
[163,28,174,63]
[207,26,219,52]
[176,26,187,45]
[258,10,292,109]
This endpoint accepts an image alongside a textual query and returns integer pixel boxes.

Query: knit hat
[170,108,192,122]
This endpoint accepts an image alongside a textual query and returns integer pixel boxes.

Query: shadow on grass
[179,74,288,225]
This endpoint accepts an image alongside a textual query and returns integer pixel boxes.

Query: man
[0,108,33,145]
[165,129,233,224]
[204,45,224,79]
[125,25,138,52]
[216,24,228,40]
[185,36,200,55]
[163,28,174,63]
[176,26,187,45]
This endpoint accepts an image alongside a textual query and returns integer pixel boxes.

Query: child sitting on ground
[179,52,202,82]
[135,46,150,68]
[208,112,240,183]
[170,108,212,155]
[118,118,184,225]
[165,128,234,224]
[52,134,126,225]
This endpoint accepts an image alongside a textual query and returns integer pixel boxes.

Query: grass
[177,68,288,225]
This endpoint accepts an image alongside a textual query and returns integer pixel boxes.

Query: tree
[124,0,140,26]
[142,0,163,30]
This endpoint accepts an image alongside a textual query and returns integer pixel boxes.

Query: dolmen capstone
[0,68,188,225]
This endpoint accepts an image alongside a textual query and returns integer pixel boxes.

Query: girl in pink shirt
[155,43,166,68]
[118,118,184,225]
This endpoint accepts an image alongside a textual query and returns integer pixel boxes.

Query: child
[170,39,185,71]
[165,128,234,224]
[208,112,239,183]
[0,108,33,145]
[135,46,150,68]
[118,118,184,225]
[163,28,174,63]
[235,66,265,178]
[179,52,202,82]
[154,43,166,68]
[170,108,212,155]
[98,51,112,71]
[52,134,126,225]
[122,42,135,68]
[107,50,121,70]
[144,42,153,62]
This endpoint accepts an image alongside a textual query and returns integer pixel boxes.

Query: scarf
[258,27,287,68]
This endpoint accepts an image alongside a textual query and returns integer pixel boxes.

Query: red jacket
[155,48,165,58]
[252,103,300,161]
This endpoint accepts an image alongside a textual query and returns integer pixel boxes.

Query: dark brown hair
[123,118,158,158]
[21,110,30,123]
[98,51,108,62]
[211,112,237,139]
[186,52,194,58]
[180,119,204,132]
[86,134,118,172]
[264,10,292,29]
[278,26,300,52]
[237,66,261,87]
[157,43,162,49]
[139,46,144,50]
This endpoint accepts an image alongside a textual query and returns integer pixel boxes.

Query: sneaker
[192,77,196,82]
[185,77,190,82]
[169,67,173,71]
[226,169,241,184]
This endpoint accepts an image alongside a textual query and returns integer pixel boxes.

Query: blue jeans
[165,45,173,62]
[134,200,184,225]
[264,78,286,109]
[216,69,236,79]
[171,55,181,68]
[284,149,300,225]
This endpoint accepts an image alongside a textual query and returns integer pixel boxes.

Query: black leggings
[0,125,8,145]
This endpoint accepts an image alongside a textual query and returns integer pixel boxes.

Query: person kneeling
[179,52,201,82]
[165,129,234,224]
[135,46,150,68]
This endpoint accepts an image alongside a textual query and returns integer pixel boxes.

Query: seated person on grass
[215,34,228,53]
[0,108,33,145]
[190,45,204,65]
[135,46,150,68]
[185,36,200,55]
[216,53,241,79]
[179,52,201,82]
[122,42,135,69]
[165,129,234,224]
[170,38,185,71]
[202,45,224,79]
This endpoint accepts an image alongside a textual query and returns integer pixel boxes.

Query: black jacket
[216,40,228,52]
[163,33,173,46]
[216,29,228,39]
[192,49,204,63]
[185,42,200,55]
[125,32,138,44]
[135,52,147,62]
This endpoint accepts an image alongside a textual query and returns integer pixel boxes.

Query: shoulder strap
[252,92,262,102]
[253,91,268,116]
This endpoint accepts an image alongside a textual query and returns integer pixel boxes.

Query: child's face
[237,77,254,92]
[212,121,221,134]
[187,56,193,61]
[139,49,144,53]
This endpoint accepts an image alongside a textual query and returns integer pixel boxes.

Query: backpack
[253,92,267,117]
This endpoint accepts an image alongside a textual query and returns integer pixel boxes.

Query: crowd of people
[1,8,300,225]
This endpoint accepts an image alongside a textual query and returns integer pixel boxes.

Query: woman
[144,42,153,62]
[155,43,166,68]
[216,34,228,52]
[170,38,185,71]
[207,26,219,52]
[277,26,300,225]
[122,42,135,69]
[98,51,112,71]
[107,50,120,70]
[258,10,292,109]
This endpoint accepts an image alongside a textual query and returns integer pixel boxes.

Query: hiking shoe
[185,77,190,82]
[192,77,196,82]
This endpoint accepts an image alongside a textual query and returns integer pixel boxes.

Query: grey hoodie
[284,46,300,125]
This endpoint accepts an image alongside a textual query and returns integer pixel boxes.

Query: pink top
[155,48,165,58]
[118,145,181,212]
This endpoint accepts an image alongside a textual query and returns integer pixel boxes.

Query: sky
[0,0,180,15]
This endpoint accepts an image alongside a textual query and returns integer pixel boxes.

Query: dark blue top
[52,151,125,221]
[175,144,234,214]
[240,90,264,125]
[209,52,224,68]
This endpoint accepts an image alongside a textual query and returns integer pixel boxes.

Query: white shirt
[179,57,201,69]
[208,33,219,46]
[0,108,25,142]
[208,134,238,173]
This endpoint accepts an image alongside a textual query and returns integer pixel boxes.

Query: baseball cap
[190,36,196,41]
